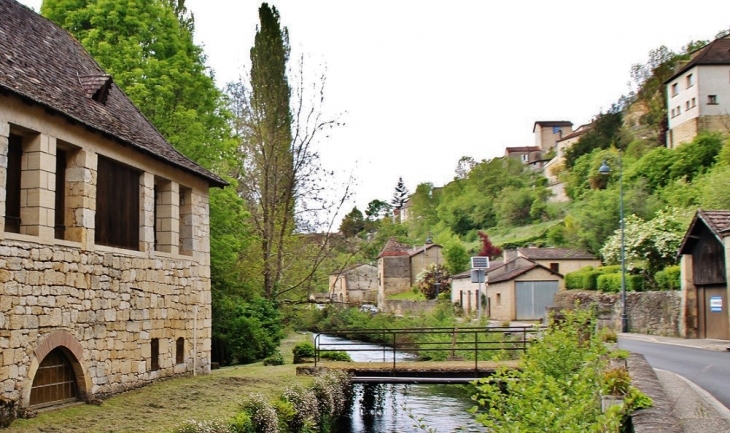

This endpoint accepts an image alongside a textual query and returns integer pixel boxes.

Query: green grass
[386,290,426,301]
[465,219,563,252]
[8,333,312,433]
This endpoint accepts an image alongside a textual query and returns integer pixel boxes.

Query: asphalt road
[619,338,730,409]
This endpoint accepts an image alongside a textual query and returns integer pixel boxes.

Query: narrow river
[317,335,484,433]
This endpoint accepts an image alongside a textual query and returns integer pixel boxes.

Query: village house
[543,123,592,203]
[451,248,599,321]
[665,35,730,148]
[0,0,225,411]
[329,263,378,305]
[377,238,443,305]
[533,120,573,153]
[677,210,730,340]
[504,146,544,168]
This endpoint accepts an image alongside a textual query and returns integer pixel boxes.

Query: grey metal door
[515,281,559,320]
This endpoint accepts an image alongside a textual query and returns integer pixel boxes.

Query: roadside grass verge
[7,332,312,433]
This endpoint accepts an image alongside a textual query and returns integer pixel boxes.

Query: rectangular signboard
[710,296,723,312]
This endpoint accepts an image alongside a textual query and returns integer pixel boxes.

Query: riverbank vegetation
[471,309,651,432]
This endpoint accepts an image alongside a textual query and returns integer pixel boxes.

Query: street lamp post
[599,156,629,333]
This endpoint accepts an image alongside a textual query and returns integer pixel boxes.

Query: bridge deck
[296,360,520,384]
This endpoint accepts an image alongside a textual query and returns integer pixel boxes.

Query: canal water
[317,335,484,433]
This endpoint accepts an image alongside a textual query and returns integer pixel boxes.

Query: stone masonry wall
[553,290,681,336]
[0,239,212,404]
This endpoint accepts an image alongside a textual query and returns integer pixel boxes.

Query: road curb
[659,369,730,423]
[628,353,683,433]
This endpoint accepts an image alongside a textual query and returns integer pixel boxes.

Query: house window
[521,154,528,163]
[5,134,22,233]
[708,95,718,105]
[179,186,193,255]
[686,101,690,111]
[150,338,159,371]
[552,126,561,134]
[54,149,67,240]
[95,156,140,250]
[692,97,696,107]
[496,293,501,306]
[550,263,559,272]
[686,73,694,88]
[176,337,184,364]
[671,108,675,118]
[676,106,681,115]
[671,83,678,97]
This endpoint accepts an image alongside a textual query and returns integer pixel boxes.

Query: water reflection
[318,335,482,433]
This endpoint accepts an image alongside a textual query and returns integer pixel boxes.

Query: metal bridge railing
[314,326,545,373]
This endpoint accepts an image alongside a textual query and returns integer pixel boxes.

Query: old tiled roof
[451,259,505,279]
[0,0,226,187]
[408,243,441,257]
[506,146,541,154]
[377,238,412,258]
[666,36,730,83]
[488,260,561,284]
[533,121,573,132]
[517,247,597,260]
[557,124,592,142]
[678,209,730,255]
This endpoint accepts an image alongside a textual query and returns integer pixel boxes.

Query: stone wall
[380,300,438,316]
[0,239,212,406]
[553,290,681,336]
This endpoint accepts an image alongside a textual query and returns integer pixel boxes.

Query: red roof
[377,238,412,258]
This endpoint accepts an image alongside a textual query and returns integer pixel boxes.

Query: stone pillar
[0,120,8,236]
[20,134,55,239]
[140,172,154,253]
[191,191,210,270]
[679,254,697,338]
[155,181,179,254]
[65,149,97,249]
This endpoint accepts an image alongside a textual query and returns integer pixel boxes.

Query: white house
[666,35,730,148]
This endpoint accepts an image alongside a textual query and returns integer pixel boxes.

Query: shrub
[597,273,621,293]
[239,393,279,433]
[320,351,352,362]
[627,275,644,292]
[174,419,233,433]
[263,351,284,366]
[292,342,315,364]
[281,385,319,432]
[655,265,681,290]
[311,370,352,424]
[603,367,631,396]
[600,328,618,343]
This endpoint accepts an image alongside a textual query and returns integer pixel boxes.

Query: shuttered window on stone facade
[95,155,140,250]
[5,134,22,233]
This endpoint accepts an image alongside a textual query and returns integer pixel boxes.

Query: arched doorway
[29,348,78,408]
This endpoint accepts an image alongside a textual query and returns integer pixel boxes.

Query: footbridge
[297,326,542,384]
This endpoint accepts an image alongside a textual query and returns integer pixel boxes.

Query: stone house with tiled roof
[665,35,730,148]
[533,120,573,153]
[505,247,600,278]
[0,0,224,412]
[376,238,443,305]
[678,210,730,340]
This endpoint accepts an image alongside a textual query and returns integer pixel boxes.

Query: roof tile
[0,0,226,186]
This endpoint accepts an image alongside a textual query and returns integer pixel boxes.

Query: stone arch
[21,330,91,407]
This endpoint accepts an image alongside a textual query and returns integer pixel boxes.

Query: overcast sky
[18,0,730,222]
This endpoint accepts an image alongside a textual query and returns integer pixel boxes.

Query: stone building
[376,238,443,305]
[329,263,378,304]
[0,0,225,411]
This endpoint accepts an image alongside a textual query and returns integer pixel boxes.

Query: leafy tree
[339,207,365,237]
[454,156,477,179]
[41,0,234,169]
[443,238,470,274]
[494,186,534,226]
[601,208,690,281]
[477,231,502,259]
[416,263,450,300]
[228,3,344,300]
[564,107,624,168]
[407,182,441,240]
[391,177,409,210]
[364,199,391,220]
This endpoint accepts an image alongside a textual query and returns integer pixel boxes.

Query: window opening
[176,337,184,364]
[5,134,22,233]
[54,149,67,239]
[151,338,159,371]
[95,156,140,250]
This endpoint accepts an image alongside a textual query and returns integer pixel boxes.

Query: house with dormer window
[0,0,225,413]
